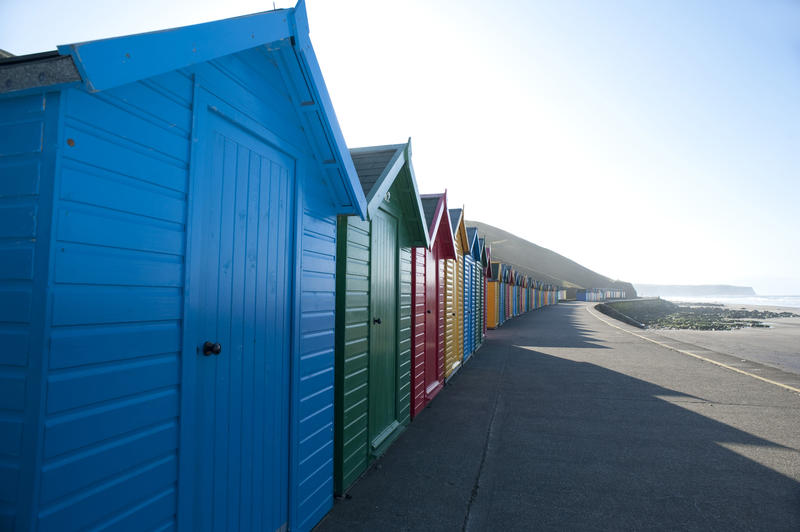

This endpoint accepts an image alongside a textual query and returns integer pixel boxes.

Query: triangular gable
[448,208,469,252]
[490,262,501,281]
[466,227,481,261]
[420,192,457,260]
[501,264,511,283]
[350,139,429,248]
[483,244,492,276]
[48,1,367,219]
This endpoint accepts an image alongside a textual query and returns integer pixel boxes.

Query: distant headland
[634,284,756,297]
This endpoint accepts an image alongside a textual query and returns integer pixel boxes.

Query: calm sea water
[663,295,800,309]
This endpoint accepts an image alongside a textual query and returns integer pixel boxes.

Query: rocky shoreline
[601,299,799,331]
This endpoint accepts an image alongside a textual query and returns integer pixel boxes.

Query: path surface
[315,302,800,532]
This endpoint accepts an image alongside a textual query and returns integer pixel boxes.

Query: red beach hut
[411,192,457,418]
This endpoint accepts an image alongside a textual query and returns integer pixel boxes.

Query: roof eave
[364,145,406,218]
[363,141,429,248]
[53,2,367,219]
[428,192,457,259]
[290,1,367,218]
[403,143,431,249]
[58,9,294,92]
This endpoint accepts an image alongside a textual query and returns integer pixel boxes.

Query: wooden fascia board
[425,194,444,248]
[289,1,367,219]
[403,150,432,249]
[433,194,457,260]
[453,212,469,252]
[363,143,429,248]
[59,9,293,92]
[466,229,480,261]
[56,1,366,220]
[365,147,405,219]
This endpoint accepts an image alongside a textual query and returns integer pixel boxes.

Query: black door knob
[373,318,382,325]
[202,341,222,356]
[426,310,431,314]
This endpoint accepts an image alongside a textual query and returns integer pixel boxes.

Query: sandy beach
[652,303,800,375]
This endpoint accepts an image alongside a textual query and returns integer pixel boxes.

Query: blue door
[463,256,474,359]
[186,107,294,532]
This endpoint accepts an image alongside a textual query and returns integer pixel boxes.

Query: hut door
[368,209,398,451]
[187,111,293,532]
[424,250,438,395]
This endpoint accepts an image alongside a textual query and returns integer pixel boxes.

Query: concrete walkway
[315,302,800,531]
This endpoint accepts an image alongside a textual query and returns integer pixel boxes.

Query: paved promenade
[316,302,800,531]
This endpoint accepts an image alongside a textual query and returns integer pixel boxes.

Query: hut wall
[0,43,351,531]
[334,193,412,495]
[410,247,426,419]
[443,257,458,378]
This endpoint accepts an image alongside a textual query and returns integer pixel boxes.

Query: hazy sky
[3,0,799,294]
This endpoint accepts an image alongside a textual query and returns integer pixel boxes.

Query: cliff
[634,284,756,297]
[467,220,637,297]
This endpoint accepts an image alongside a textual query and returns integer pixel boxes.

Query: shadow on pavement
[316,305,800,532]
[491,304,611,350]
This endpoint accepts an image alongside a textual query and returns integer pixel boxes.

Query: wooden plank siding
[443,257,459,378]
[333,147,424,496]
[0,91,59,531]
[410,248,426,418]
[334,217,370,495]
[39,74,191,531]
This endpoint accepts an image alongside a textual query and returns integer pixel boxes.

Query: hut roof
[0,1,367,218]
[419,192,457,259]
[349,140,429,248]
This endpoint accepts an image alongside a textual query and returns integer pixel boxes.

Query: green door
[369,209,398,451]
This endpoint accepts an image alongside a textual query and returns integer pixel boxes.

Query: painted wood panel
[368,210,398,450]
[334,217,370,495]
[0,91,57,532]
[188,112,294,532]
[437,260,445,384]
[397,246,412,429]
[423,248,443,402]
[475,264,482,348]
[410,248,426,419]
[443,258,459,378]
[39,77,191,532]
[455,252,464,365]
[463,255,474,360]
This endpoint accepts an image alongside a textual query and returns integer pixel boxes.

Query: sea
[659,295,800,309]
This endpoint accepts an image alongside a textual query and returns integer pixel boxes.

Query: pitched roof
[449,208,462,234]
[349,140,429,248]
[419,192,456,259]
[421,195,441,231]
[350,145,405,200]
[0,1,367,219]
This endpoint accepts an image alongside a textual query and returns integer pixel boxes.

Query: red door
[424,249,440,399]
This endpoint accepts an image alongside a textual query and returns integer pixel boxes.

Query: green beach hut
[334,140,429,494]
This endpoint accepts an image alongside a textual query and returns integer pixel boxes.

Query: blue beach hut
[0,4,366,532]
[462,228,476,361]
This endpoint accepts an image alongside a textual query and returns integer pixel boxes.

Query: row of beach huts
[575,287,628,302]
[0,5,609,532]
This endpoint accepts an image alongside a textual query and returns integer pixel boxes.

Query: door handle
[426,310,431,314]
[202,341,222,356]
[373,318,382,325]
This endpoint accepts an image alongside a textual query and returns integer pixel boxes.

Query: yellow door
[443,258,458,377]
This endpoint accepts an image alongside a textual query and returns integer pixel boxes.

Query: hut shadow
[318,338,800,531]
[492,303,611,350]
[471,350,800,531]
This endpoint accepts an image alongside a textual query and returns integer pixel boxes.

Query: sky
[2,0,799,294]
